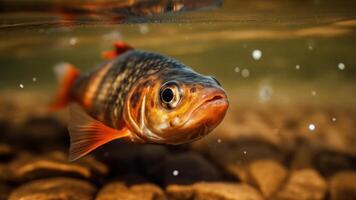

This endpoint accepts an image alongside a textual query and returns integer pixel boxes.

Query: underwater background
[0,0,356,199]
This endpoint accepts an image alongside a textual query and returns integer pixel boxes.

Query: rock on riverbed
[9,178,96,200]
[0,93,355,199]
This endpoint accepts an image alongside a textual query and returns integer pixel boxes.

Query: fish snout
[199,88,229,126]
[184,87,228,132]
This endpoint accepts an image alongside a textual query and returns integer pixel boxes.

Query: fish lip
[203,94,225,104]
[193,92,228,113]
[181,90,228,128]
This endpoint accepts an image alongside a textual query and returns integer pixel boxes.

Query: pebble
[290,140,320,170]
[208,139,285,182]
[9,177,96,200]
[166,182,264,200]
[138,144,170,177]
[313,150,356,177]
[290,140,356,178]
[94,141,145,176]
[7,116,67,151]
[7,151,108,182]
[96,182,166,200]
[160,152,222,185]
[1,93,356,199]
[136,145,221,186]
[275,169,327,200]
[329,171,356,200]
[248,159,288,198]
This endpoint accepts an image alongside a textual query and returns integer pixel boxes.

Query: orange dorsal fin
[50,63,80,111]
[102,41,133,60]
[68,104,131,161]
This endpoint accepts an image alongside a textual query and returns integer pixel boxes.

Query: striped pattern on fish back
[71,50,182,129]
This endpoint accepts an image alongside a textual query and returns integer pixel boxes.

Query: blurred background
[0,0,355,200]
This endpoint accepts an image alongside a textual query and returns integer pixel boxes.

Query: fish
[50,41,229,161]
[0,0,222,29]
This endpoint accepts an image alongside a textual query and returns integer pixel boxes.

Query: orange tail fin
[50,62,80,111]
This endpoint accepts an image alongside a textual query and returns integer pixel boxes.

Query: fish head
[126,66,229,144]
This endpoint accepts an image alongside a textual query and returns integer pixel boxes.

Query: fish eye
[161,88,174,103]
[159,81,181,109]
[210,76,221,86]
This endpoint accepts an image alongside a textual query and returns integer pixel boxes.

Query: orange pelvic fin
[102,41,133,60]
[50,62,80,111]
[68,104,131,161]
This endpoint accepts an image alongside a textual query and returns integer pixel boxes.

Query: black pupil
[162,88,174,103]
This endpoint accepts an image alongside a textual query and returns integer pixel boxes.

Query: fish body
[51,42,229,161]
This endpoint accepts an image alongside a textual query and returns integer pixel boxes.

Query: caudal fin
[50,62,80,111]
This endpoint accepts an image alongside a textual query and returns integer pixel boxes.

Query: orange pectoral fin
[101,41,133,60]
[68,104,131,161]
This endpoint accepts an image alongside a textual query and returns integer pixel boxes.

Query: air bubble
[259,85,273,103]
[241,69,250,78]
[252,49,262,60]
[308,123,316,131]
[338,63,345,70]
[172,170,179,176]
[69,37,77,45]
[234,67,240,73]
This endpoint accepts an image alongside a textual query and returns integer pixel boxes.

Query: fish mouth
[162,90,228,145]
[203,94,225,104]
[195,92,228,111]
[182,89,229,128]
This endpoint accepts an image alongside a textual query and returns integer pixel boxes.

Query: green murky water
[0,0,355,107]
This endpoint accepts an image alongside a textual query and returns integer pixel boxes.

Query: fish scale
[85,51,166,127]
